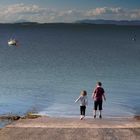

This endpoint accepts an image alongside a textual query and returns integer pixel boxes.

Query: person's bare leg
[94,110,96,118]
[99,110,102,119]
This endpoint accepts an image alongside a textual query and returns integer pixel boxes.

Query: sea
[0,23,140,125]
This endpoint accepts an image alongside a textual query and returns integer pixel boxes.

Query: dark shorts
[94,100,103,110]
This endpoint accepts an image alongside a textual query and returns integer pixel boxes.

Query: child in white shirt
[75,90,88,120]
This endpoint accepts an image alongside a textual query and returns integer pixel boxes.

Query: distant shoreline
[0,22,140,27]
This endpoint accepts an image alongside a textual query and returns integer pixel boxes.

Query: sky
[0,0,140,23]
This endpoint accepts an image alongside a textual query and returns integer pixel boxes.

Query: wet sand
[0,116,140,140]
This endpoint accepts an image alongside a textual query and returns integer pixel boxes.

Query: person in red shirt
[92,82,106,119]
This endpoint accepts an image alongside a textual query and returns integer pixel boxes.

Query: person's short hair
[97,82,102,86]
[81,90,87,96]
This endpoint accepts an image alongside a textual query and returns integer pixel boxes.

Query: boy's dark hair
[97,82,102,86]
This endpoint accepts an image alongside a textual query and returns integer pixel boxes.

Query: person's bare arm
[75,96,80,103]
[92,89,96,100]
[103,93,106,101]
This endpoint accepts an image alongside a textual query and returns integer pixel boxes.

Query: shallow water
[0,24,140,120]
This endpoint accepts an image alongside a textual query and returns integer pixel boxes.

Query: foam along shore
[0,115,140,140]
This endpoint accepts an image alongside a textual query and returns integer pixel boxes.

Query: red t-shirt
[94,86,104,101]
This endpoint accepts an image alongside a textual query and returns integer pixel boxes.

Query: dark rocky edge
[0,113,41,122]
[134,115,140,120]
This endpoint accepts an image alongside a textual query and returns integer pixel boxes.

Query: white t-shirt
[75,95,88,106]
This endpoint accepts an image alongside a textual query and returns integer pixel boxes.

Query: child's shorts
[94,100,103,110]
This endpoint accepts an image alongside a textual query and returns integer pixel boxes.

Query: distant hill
[75,19,140,26]
[0,19,140,26]
[13,19,39,25]
[14,19,31,23]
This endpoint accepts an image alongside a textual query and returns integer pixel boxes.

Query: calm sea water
[0,23,140,120]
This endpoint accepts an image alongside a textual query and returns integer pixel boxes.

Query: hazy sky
[0,0,140,23]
